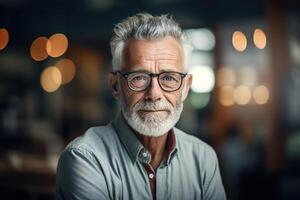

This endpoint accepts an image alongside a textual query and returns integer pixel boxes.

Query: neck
[135,131,168,169]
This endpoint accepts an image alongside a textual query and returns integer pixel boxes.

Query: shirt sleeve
[55,147,111,200]
[203,146,227,200]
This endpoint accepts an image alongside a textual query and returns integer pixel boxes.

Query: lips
[138,109,170,115]
[140,109,165,112]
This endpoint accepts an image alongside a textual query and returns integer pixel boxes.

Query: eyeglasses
[112,71,187,92]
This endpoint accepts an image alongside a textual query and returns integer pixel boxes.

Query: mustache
[134,100,173,111]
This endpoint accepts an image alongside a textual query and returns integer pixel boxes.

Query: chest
[108,157,204,200]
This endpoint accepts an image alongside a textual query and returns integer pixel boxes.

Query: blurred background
[0,0,300,199]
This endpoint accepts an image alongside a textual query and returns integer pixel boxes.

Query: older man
[55,13,226,200]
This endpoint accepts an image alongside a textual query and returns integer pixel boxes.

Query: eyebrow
[122,69,183,74]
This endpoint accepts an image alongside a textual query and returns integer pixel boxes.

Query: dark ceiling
[0,0,299,48]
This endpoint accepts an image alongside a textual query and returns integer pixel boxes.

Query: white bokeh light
[185,28,216,51]
[189,65,215,93]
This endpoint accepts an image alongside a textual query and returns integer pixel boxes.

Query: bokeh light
[30,36,49,61]
[233,85,252,105]
[190,92,210,109]
[189,65,215,93]
[47,33,68,58]
[40,66,62,92]
[232,31,247,52]
[55,58,76,85]
[185,28,216,50]
[0,28,9,50]
[253,28,267,49]
[217,67,236,86]
[219,85,235,106]
[253,85,269,104]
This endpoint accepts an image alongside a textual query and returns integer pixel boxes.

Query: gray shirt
[55,113,226,200]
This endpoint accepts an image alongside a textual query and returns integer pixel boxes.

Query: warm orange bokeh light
[55,58,76,85]
[47,33,68,57]
[40,66,62,92]
[253,85,269,104]
[233,85,251,105]
[0,28,9,50]
[253,28,267,49]
[219,85,235,106]
[30,37,49,61]
[232,31,247,52]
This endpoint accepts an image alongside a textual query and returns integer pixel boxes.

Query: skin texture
[109,36,192,169]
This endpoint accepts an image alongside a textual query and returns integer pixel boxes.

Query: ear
[109,72,120,99]
[182,74,192,101]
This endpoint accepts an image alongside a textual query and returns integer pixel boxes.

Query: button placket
[143,163,156,200]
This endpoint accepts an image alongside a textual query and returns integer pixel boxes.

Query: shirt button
[149,173,154,179]
[142,152,148,157]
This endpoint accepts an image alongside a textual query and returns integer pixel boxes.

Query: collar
[112,112,177,165]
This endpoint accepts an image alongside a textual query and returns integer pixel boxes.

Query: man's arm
[202,146,227,200]
[55,148,110,200]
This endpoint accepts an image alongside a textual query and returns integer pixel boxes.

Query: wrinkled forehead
[122,36,184,71]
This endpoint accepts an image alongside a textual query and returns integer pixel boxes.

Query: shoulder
[65,123,118,153]
[55,126,113,200]
[174,127,215,152]
[173,127,218,162]
[57,123,121,174]
[59,123,122,168]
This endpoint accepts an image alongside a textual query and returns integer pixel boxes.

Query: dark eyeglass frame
[111,70,188,92]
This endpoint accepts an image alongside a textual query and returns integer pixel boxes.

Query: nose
[144,77,163,101]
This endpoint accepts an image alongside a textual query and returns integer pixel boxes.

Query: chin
[128,114,175,137]
[135,124,171,137]
[138,112,168,122]
[122,102,183,137]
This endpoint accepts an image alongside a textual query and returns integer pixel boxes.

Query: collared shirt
[55,113,226,200]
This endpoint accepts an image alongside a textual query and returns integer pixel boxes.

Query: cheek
[123,89,145,108]
[164,92,181,107]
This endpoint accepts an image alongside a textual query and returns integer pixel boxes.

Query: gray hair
[110,13,191,72]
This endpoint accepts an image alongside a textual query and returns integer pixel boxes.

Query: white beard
[120,93,184,137]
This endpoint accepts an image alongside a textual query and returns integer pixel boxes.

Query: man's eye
[162,75,177,82]
[130,74,148,82]
[132,76,146,81]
